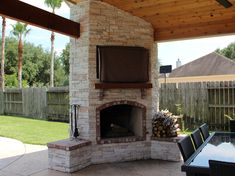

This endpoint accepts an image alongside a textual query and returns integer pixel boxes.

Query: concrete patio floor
[0,137,185,176]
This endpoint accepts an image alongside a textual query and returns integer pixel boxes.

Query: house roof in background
[168,52,235,77]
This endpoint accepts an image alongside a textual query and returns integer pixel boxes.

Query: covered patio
[0,136,183,176]
[1,0,235,175]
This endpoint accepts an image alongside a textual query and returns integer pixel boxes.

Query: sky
[1,0,235,66]
[158,35,235,68]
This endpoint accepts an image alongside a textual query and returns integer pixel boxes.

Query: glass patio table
[181,132,235,176]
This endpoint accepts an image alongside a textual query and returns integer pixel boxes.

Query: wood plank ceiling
[68,0,235,41]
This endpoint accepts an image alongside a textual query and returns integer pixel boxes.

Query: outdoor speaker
[160,65,172,74]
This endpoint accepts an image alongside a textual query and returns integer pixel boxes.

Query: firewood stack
[152,110,180,138]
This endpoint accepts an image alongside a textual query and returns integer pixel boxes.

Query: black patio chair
[199,123,210,141]
[230,120,235,132]
[191,128,204,149]
[177,135,195,162]
[209,160,235,176]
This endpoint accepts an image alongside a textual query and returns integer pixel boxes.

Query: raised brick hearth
[47,0,182,173]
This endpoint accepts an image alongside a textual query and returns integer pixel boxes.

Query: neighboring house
[159,52,235,84]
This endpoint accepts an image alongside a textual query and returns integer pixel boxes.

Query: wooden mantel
[95,83,152,100]
[0,0,80,38]
[95,83,152,89]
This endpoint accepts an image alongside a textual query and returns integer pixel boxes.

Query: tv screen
[97,46,149,83]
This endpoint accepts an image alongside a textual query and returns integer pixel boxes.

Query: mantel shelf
[95,83,152,89]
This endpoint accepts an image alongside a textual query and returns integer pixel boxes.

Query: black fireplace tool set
[70,104,80,139]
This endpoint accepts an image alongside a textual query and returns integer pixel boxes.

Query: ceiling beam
[0,0,80,38]
[155,19,235,41]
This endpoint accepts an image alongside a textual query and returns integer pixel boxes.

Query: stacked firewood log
[152,110,180,138]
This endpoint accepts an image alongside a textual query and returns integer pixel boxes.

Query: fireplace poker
[73,104,80,138]
[70,105,74,137]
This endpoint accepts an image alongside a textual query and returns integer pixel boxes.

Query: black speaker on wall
[216,0,233,8]
[160,65,172,74]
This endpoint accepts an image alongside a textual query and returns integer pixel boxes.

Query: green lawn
[0,115,69,145]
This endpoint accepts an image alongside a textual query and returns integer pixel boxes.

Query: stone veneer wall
[70,0,157,143]
[151,137,183,161]
[48,138,182,172]
[48,139,92,172]
[0,75,2,89]
[92,141,151,164]
[47,1,181,172]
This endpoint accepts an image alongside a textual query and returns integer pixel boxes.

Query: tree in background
[216,42,235,61]
[44,0,63,87]
[4,37,19,76]
[60,43,70,76]
[11,22,30,88]
[54,58,67,86]
[2,37,68,87]
[22,42,51,86]
[1,17,6,91]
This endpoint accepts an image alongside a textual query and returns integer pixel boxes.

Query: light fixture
[216,0,233,8]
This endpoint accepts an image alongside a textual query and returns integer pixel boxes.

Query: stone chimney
[176,58,182,68]
[47,1,181,172]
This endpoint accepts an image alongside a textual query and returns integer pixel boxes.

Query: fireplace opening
[100,104,143,139]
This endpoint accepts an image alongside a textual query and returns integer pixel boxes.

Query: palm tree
[1,17,6,91]
[11,22,30,88]
[44,0,63,87]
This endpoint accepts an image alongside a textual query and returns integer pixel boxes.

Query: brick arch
[96,100,146,144]
[97,100,146,111]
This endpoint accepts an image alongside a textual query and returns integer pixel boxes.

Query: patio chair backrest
[230,120,235,132]
[177,135,195,162]
[199,123,210,140]
[191,128,203,149]
[209,160,235,176]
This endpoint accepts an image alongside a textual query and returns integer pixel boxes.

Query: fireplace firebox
[96,101,146,144]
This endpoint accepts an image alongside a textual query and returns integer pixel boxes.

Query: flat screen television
[97,46,149,83]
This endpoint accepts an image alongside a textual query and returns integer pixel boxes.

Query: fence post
[0,91,4,114]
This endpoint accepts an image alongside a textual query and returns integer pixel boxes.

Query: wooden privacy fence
[159,81,235,130]
[0,87,69,122]
[47,87,69,122]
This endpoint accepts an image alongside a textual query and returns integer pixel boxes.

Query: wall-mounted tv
[97,46,149,83]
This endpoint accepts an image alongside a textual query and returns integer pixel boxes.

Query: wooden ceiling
[68,0,235,41]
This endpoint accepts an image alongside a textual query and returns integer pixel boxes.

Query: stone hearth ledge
[151,135,185,162]
[47,139,92,173]
[47,136,184,173]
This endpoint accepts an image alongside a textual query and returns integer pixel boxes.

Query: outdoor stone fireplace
[66,0,156,144]
[47,0,182,173]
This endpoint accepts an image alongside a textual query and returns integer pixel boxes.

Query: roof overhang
[0,0,80,38]
[68,0,235,42]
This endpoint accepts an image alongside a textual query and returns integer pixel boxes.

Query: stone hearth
[48,0,181,173]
